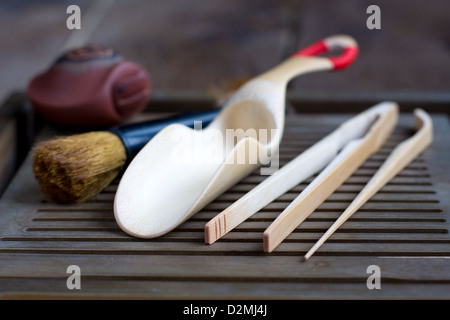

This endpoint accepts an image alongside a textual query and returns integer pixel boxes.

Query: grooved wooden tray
[0,112,449,299]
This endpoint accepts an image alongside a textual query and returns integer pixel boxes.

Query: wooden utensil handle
[256,35,359,85]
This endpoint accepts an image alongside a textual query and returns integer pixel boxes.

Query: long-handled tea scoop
[114,35,359,239]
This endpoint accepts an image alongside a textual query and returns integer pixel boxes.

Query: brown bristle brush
[33,111,219,204]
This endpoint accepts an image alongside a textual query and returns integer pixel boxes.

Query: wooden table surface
[0,111,449,299]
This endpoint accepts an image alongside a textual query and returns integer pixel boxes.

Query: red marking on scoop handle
[292,35,359,70]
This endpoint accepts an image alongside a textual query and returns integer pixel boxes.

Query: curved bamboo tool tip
[303,108,433,260]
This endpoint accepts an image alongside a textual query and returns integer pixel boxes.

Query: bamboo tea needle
[303,109,433,260]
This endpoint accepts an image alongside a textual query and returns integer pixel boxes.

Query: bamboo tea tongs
[303,108,433,260]
[205,102,399,249]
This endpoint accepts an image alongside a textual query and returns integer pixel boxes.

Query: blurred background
[0,0,449,109]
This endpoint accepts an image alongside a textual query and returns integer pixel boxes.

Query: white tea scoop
[114,35,359,238]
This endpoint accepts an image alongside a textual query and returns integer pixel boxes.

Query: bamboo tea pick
[263,103,398,253]
[303,108,433,260]
[205,101,398,244]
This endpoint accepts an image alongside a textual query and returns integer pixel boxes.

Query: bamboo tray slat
[0,112,449,299]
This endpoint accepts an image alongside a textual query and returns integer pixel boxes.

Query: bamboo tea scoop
[114,35,359,238]
[304,108,433,260]
[205,102,398,244]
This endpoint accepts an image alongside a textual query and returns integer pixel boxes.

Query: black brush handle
[109,110,219,164]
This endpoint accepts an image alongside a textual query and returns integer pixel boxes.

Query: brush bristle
[33,131,127,204]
